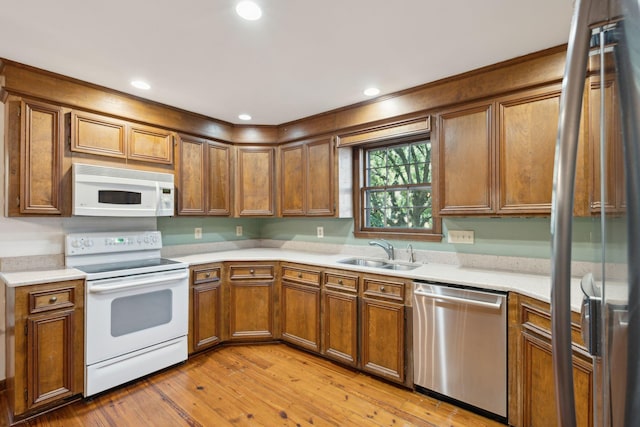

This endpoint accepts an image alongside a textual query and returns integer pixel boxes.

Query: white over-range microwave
[72,163,175,217]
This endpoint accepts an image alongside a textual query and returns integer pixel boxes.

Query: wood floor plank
[1,344,505,427]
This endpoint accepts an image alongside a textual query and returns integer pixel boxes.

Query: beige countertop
[1,247,585,312]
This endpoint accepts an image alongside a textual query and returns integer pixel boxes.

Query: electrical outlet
[448,230,474,244]
[316,226,324,238]
[236,225,243,236]
[194,227,202,240]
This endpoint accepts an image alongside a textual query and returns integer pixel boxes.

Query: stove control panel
[65,231,162,255]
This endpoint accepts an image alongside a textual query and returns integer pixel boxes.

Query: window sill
[354,229,443,242]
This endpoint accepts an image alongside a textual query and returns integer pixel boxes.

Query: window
[354,137,441,241]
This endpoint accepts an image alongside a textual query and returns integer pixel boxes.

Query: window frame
[353,134,442,242]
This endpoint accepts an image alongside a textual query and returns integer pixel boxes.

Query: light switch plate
[448,230,474,244]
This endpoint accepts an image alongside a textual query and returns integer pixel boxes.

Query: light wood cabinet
[360,275,407,384]
[177,135,231,216]
[189,264,222,354]
[5,280,84,421]
[280,264,321,352]
[70,110,174,165]
[322,271,359,367]
[235,147,275,216]
[7,99,64,215]
[509,293,593,427]
[279,137,334,216]
[227,263,275,340]
[437,85,572,216]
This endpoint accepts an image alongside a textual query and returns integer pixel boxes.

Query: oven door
[85,268,189,365]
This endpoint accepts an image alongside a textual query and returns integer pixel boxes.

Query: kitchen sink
[337,257,421,271]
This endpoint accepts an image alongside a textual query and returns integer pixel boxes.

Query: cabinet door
[280,143,305,215]
[306,138,334,216]
[497,90,560,213]
[521,331,593,427]
[437,104,494,215]
[19,100,63,214]
[322,290,358,367]
[236,147,275,216]
[207,142,231,215]
[361,298,405,383]
[228,282,274,340]
[190,282,221,353]
[281,281,320,352]
[70,110,126,158]
[26,310,76,410]
[177,136,206,215]
[128,124,174,164]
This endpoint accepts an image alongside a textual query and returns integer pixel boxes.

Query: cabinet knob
[250,269,255,274]
[205,272,211,278]
[298,273,303,278]
[338,279,343,285]
[380,286,385,292]
[49,296,58,303]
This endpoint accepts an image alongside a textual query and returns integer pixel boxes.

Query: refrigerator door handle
[550,0,593,425]
[580,273,602,357]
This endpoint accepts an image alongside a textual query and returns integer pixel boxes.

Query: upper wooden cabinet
[279,137,335,216]
[70,110,175,165]
[235,146,275,216]
[437,85,568,216]
[6,99,64,216]
[177,135,231,216]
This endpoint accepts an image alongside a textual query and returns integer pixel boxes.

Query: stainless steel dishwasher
[413,281,507,419]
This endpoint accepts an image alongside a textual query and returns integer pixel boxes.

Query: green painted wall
[158,215,627,263]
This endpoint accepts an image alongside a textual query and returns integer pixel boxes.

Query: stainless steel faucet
[407,243,415,263]
[369,239,394,260]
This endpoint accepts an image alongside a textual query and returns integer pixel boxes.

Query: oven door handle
[89,271,189,294]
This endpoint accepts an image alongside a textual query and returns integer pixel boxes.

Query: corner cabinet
[6,99,64,216]
[5,280,84,421]
[509,293,593,427]
[436,84,584,216]
[279,137,335,216]
[235,147,275,216]
[177,135,231,216]
[227,263,276,340]
[189,264,223,354]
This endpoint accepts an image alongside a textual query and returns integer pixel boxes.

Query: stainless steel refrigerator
[552,0,640,426]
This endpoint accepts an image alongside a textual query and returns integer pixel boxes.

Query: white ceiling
[0,1,575,125]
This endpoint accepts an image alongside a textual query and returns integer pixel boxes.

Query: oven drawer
[29,286,76,314]
[229,264,274,280]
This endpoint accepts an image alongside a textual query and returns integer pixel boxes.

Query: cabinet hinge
[16,196,20,208]
[24,388,27,402]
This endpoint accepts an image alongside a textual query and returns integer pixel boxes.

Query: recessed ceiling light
[236,1,262,20]
[364,87,380,97]
[238,113,252,121]
[131,80,151,90]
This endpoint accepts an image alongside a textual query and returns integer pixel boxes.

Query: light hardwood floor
[2,344,505,426]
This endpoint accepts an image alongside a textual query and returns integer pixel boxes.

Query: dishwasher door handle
[414,290,503,309]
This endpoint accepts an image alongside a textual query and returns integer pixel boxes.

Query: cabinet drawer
[363,279,404,302]
[193,266,221,284]
[229,265,274,280]
[29,287,75,314]
[324,272,358,293]
[282,266,320,287]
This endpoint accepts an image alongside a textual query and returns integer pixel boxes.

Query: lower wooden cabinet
[227,263,275,341]
[280,264,321,352]
[321,271,359,367]
[5,280,84,420]
[510,293,594,427]
[189,264,222,354]
[360,276,407,384]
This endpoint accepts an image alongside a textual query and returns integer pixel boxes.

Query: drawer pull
[49,296,58,303]
[338,279,343,285]
[205,272,211,278]
[380,286,385,292]
[298,273,303,278]
[250,269,255,275]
